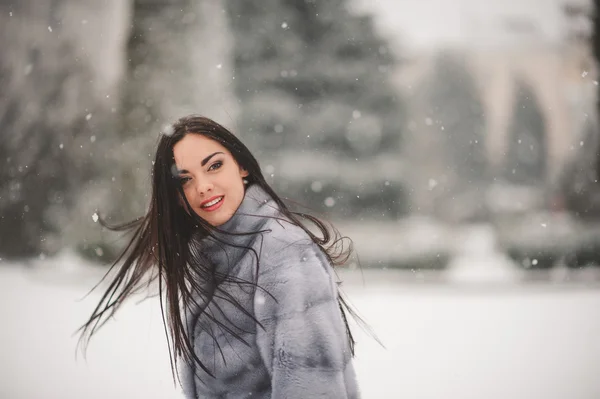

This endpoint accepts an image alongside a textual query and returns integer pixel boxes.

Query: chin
[194,205,235,227]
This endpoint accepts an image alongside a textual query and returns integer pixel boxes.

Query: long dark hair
[77,115,359,381]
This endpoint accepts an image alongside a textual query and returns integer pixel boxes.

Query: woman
[78,115,360,398]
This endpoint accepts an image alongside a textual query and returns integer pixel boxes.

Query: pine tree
[225,0,407,219]
[106,0,237,224]
[554,0,600,219]
[409,51,488,220]
[504,78,547,185]
[430,52,487,185]
[592,0,600,178]
[0,2,104,258]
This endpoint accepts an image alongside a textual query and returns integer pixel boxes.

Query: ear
[240,168,249,178]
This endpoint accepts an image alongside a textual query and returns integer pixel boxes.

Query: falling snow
[162,124,175,136]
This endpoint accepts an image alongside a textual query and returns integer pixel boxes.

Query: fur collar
[197,184,282,274]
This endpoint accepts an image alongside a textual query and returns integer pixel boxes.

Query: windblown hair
[77,115,358,380]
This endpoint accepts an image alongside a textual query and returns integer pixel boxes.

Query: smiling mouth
[201,196,224,209]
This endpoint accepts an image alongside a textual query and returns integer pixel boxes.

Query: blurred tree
[593,0,600,178]
[66,0,239,263]
[0,2,107,259]
[225,0,407,220]
[409,51,488,222]
[503,79,547,185]
[551,1,600,220]
[106,0,237,226]
[557,120,600,219]
[0,0,236,261]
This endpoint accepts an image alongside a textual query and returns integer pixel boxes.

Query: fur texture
[179,184,359,398]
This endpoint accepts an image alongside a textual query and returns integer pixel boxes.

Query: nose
[195,178,213,196]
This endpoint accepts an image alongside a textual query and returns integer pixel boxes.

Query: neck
[217,183,279,235]
[196,184,281,273]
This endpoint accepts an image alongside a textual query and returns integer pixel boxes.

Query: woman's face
[173,134,248,226]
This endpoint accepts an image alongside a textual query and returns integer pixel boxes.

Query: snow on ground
[1,256,600,399]
[444,224,526,284]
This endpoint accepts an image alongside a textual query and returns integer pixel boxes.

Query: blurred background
[2,0,600,398]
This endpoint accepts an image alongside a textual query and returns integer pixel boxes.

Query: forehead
[173,134,229,165]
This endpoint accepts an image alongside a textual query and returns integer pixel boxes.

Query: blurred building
[395,0,594,177]
[356,0,596,219]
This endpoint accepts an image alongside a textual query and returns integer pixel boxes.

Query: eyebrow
[177,151,224,174]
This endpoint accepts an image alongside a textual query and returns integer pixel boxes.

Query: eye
[179,176,191,186]
[208,161,223,171]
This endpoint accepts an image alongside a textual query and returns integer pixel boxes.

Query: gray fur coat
[179,184,360,398]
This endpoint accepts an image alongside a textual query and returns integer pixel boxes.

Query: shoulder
[257,217,333,285]
[260,216,314,255]
[253,218,340,326]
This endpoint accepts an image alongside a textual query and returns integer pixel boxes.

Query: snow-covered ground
[2,255,600,399]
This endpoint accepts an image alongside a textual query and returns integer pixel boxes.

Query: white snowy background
[2,242,600,399]
[2,0,600,398]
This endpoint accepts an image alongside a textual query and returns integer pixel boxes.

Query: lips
[200,195,224,211]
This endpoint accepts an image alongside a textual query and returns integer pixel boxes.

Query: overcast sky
[352,0,591,51]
